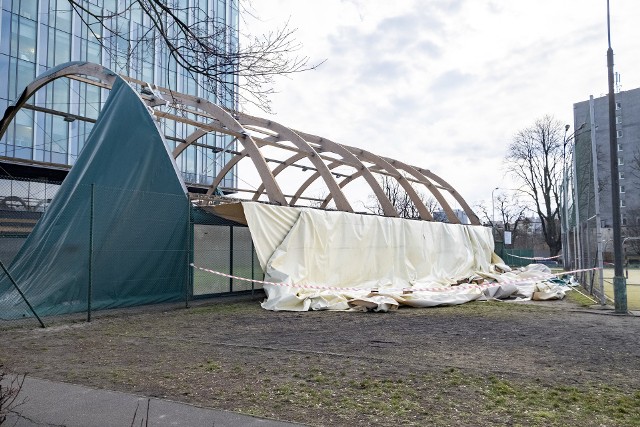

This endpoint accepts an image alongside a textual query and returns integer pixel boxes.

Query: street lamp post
[606,0,627,313]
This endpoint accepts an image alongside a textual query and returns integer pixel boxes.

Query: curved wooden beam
[290,160,342,206]
[293,131,436,221]
[172,127,209,158]
[415,168,480,225]
[320,170,363,209]
[237,116,353,213]
[251,152,307,201]
[206,149,249,196]
[298,141,397,216]
[128,78,479,223]
[2,62,478,223]
[0,61,117,142]
[385,160,460,224]
[238,119,397,216]
[292,129,462,224]
[154,99,287,206]
[341,148,435,221]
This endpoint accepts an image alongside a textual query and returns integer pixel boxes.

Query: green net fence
[0,178,263,328]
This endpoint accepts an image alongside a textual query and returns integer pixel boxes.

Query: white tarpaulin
[241,202,567,311]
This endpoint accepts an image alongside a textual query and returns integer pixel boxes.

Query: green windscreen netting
[0,77,189,318]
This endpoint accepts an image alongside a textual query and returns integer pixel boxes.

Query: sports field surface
[603,267,640,310]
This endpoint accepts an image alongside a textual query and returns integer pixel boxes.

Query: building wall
[573,87,640,231]
[0,0,238,188]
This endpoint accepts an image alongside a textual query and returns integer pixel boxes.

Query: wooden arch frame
[0,61,480,225]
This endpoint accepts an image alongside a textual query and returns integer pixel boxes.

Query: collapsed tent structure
[0,62,567,319]
[200,202,567,311]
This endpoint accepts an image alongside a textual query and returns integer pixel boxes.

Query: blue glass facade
[0,0,238,188]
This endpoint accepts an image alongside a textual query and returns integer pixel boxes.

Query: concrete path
[5,376,303,427]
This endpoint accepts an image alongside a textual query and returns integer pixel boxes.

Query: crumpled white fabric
[242,202,567,312]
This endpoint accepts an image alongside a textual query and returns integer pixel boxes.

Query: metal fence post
[88,183,94,322]
[251,237,255,296]
[229,225,234,292]
[0,260,45,328]
[185,200,192,308]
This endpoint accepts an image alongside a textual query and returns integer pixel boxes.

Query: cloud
[245,0,640,208]
[429,69,476,96]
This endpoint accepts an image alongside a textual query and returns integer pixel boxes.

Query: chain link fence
[0,177,263,328]
[568,116,607,304]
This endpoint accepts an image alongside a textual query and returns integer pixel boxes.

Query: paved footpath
[5,376,304,427]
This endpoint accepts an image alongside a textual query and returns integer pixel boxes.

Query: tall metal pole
[562,125,570,270]
[606,0,627,313]
[572,142,581,273]
[88,183,94,322]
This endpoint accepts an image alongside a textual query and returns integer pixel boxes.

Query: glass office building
[0,0,238,188]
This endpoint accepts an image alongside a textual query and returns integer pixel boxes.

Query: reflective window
[0,0,239,175]
[0,54,9,99]
[14,109,34,159]
[103,0,117,13]
[54,30,71,65]
[17,16,36,62]
[16,59,35,97]
[55,1,72,33]
[1,10,11,53]
[13,0,38,20]
[51,80,70,113]
[50,115,68,164]
[87,41,101,63]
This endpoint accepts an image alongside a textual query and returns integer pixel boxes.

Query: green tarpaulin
[0,75,189,317]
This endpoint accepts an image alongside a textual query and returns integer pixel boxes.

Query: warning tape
[190,263,598,294]
[505,253,562,261]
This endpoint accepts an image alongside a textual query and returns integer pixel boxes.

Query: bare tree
[505,115,565,255]
[367,175,438,220]
[0,371,26,424]
[475,191,528,245]
[67,0,321,112]
[621,208,640,260]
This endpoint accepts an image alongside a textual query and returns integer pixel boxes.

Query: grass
[234,368,640,427]
[200,360,221,372]
[185,301,259,315]
[565,289,598,307]
[2,295,638,426]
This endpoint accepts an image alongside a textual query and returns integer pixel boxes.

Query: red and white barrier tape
[505,253,562,261]
[191,263,597,294]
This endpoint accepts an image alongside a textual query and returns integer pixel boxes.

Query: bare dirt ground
[1,294,640,426]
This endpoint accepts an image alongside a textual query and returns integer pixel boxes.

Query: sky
[238,0,640,214]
